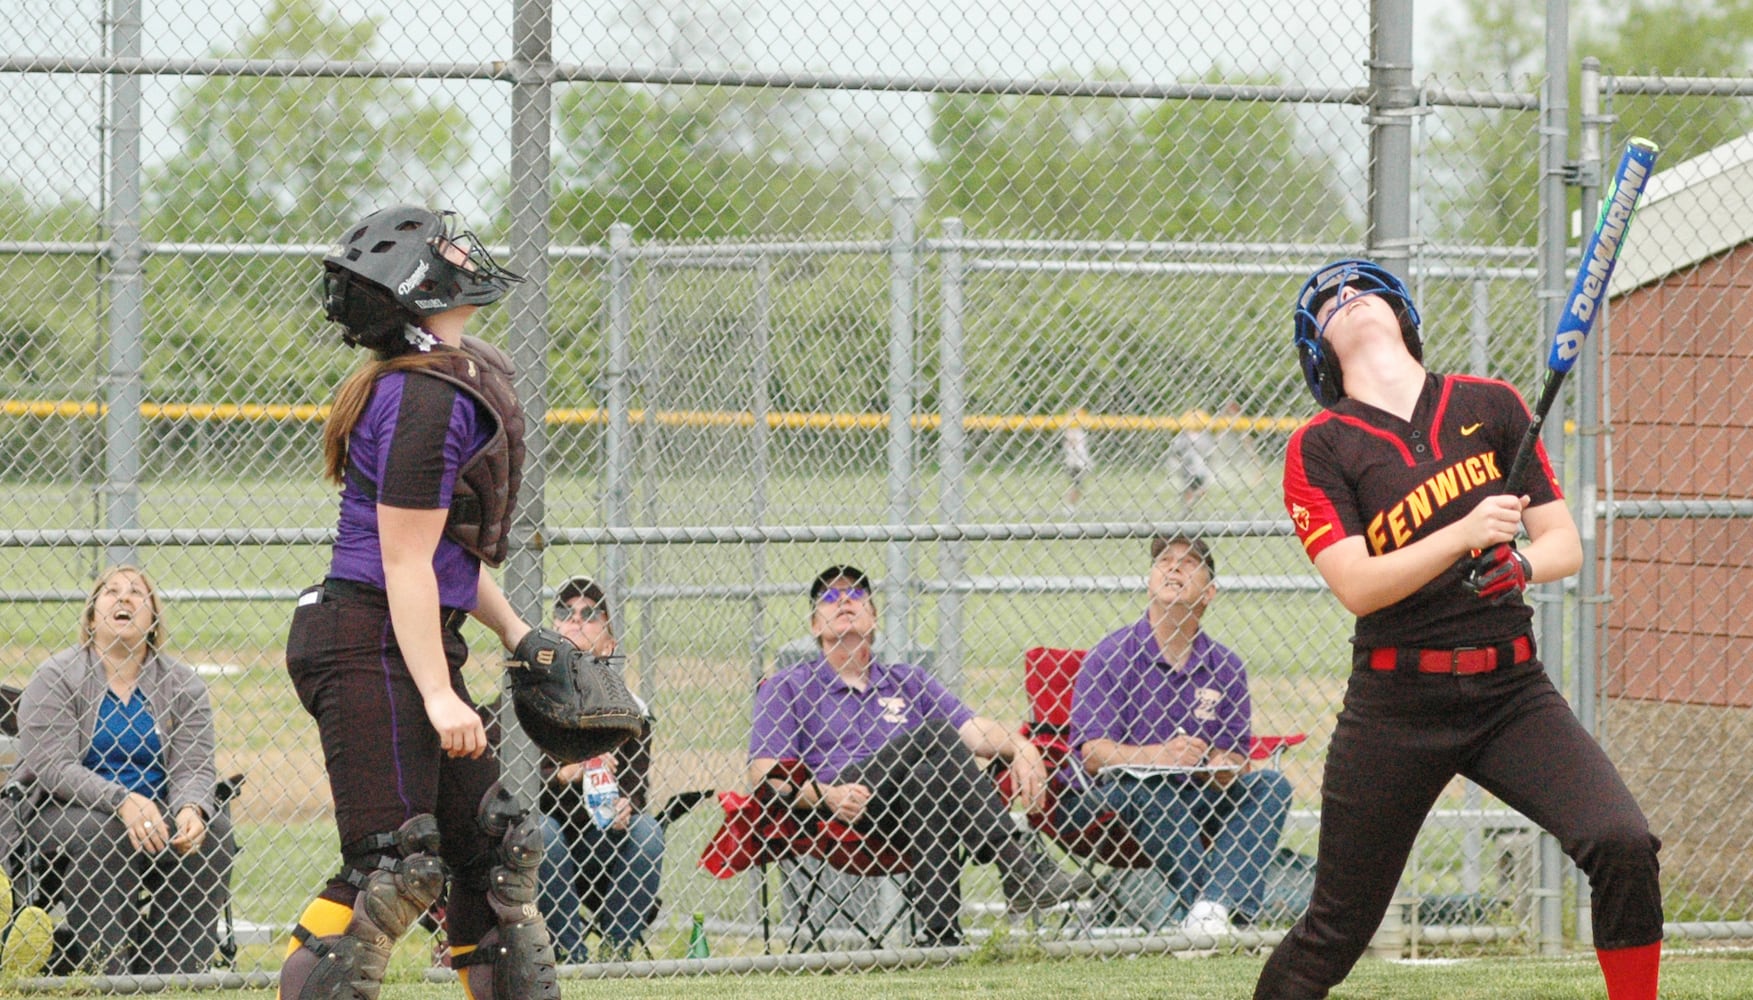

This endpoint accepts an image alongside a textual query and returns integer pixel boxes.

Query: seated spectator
[1056,535,1291,933]
[747,564,1094,947]
[13,565,237,974]
[536,576,662,963]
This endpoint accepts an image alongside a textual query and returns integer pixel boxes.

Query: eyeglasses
[815,587,869,605]
[555,603,608,625]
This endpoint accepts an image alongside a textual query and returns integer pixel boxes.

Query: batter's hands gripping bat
[1463,137,1661,596]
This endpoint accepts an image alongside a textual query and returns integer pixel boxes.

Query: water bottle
[687,912,710,959]
[583,758,619,831]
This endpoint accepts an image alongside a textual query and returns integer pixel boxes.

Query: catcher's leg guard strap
[277,899,357,1000]
[454,784,559,1000]
[457,923,560,1000]
[278,816,446,1000]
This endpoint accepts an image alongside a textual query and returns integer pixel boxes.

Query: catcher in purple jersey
[1255,261,1662,1000]
[278,206,565,1000]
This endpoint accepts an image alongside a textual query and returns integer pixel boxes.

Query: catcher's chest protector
[411,337,526,567]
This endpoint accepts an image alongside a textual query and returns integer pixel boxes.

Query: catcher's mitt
[507,627,643,763]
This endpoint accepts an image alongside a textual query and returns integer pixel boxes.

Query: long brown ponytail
[321,352,452,485]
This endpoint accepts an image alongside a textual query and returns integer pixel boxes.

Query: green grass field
[16,949,1749,999]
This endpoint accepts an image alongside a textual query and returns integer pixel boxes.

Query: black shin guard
[279,816,445,1000]
[454,783,559,1000]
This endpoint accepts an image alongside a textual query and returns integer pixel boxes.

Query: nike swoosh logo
[1460,423,1483,436]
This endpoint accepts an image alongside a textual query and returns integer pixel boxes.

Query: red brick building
[1604,133,1753,709]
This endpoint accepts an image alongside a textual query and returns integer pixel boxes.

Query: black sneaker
[47,924,84,977]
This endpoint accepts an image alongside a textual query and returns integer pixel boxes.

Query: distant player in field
[1063,412,1094,508]
[1255,260,1662,1000]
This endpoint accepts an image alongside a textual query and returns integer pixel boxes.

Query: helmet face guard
[1291,259,1423,407]
[322,205,525,351]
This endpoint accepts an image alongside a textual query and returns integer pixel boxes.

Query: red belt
[1367,635,1533,675]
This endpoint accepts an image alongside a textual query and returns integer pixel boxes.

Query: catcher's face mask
[322,205,525,353]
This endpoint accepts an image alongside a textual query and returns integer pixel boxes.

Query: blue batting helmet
[1292,259,1423,407]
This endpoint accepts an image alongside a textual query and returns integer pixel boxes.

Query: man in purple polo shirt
[1058,535,1292,936]
[748,564,1094,947]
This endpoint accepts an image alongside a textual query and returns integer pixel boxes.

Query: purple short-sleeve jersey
[327,370,491,610]
[747,656,977,783]
[1066,617,1253,782]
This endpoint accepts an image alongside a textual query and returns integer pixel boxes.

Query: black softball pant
[285,587,501,949]
[835,720,1014,933]
[1254,656,1663,1000]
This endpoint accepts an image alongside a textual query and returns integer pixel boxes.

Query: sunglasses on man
[816,587,869,606]
[554,603,609,625]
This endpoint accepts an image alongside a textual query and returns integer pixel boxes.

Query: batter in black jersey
[1254,261,1662,1000]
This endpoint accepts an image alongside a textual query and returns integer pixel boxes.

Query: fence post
[102,0,145,569]
[883,196,919,661]
[1571,54,1607,949]
[500,0,556,804]
[605,223,636,627]
[1467,278,1491,376]
[936,218,967,694]
[1366,0,1416,280]
[636,257,666,703]
[751,255,775,685]
[1535,0,1574,956]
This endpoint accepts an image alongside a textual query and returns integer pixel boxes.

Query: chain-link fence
[0,0,1750,987]
[1588,66,1753,945]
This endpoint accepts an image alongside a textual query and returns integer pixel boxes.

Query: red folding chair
[1007,648,1152,872]
[1012,647,1305,925]
[699,760,914,952]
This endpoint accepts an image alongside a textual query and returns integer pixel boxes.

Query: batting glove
[1462,545,1532,602]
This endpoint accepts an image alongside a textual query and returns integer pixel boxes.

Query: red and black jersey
[1283,372,1562,649]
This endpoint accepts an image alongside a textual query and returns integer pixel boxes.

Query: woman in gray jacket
[15,565,236,975]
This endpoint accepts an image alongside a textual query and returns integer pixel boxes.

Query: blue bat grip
[1547,138,1660,374]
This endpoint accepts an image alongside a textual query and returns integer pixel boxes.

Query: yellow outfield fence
[1,398,1591,438]
[5,397,1311,434]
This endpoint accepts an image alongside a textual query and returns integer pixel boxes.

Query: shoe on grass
[1181,900,1233,939]
[1,905,55,978]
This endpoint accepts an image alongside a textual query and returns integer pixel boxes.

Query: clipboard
[1097,763,1242,781]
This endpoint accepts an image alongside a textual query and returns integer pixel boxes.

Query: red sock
[1596,941,1661,1000]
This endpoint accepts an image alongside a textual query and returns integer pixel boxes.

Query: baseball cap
[554,574,608,615]
[1149,535,1216,579]
[809,564,873,604]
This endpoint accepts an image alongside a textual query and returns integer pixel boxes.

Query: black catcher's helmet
[1291,259,1423,408]
[321,205,524,354]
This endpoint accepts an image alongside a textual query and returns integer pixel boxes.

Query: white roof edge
[1635,132,1753,207]
[1566,132,1753,297]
